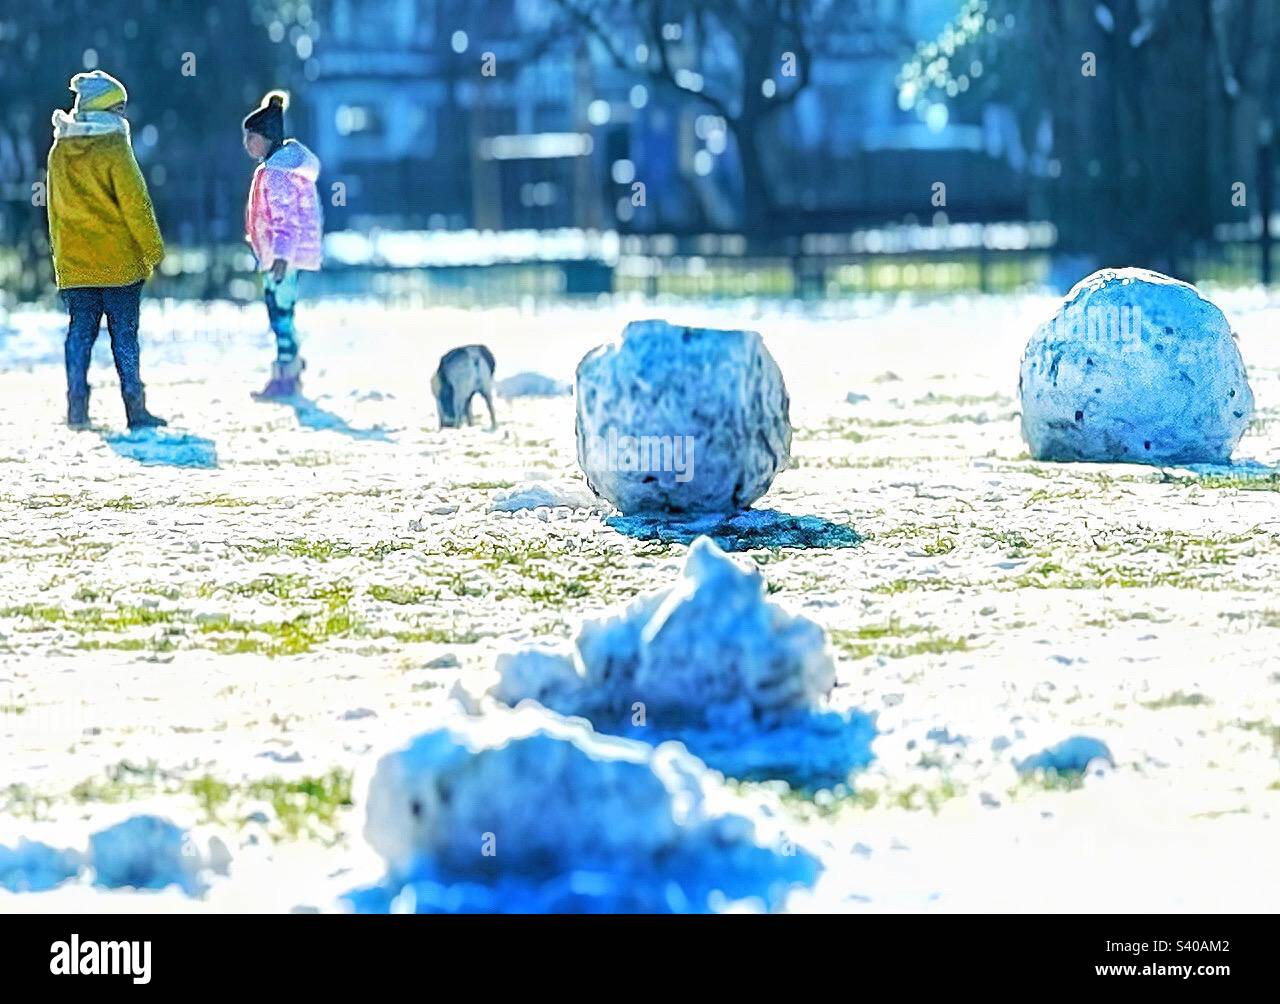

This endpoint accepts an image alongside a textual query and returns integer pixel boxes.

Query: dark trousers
[62,282,146,411]
[263,269,300,363]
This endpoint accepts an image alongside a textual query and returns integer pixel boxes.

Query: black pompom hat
[243,90,288,145]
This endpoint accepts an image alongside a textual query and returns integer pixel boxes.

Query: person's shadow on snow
[283,396,393,442]
[103,429,218,469]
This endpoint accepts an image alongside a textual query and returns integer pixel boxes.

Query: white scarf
[52,109,131,141]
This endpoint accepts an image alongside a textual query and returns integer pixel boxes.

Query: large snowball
[575,319,792,513]
[1019,269,1254,464]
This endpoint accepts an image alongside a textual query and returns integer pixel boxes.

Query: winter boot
[252,357,304,401]
[124,393,168,431]
[67,395,90,431]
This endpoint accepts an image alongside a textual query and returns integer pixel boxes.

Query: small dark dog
[432,344,497,429]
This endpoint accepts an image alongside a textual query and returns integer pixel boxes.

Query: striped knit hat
[71,70,128,112]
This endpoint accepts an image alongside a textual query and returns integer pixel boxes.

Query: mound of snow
[89,815,224,895]
[349,705,817,913]
[1019,269,1254,464]
[488,481,598,513]
[2,815,229,898]
[495,372,572,398]
[575,319,791,514]
[1016,736,1114,775]
[0,840,83,894]
[493,536,875,786]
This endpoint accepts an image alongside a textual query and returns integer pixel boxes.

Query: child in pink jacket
[242,91,323,399]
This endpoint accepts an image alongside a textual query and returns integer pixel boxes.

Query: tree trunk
[733,28,779,245]
[733,118,775,242]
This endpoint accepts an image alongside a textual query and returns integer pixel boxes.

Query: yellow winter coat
[47,112,164,289]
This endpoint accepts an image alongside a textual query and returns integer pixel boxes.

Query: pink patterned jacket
[245,140,324,271]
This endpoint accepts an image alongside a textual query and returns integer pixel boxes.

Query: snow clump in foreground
[90,815,228,895]
[1015,736,1114,776]
[0,840,85,894]
[0,815,228,897]
[492,536,875,787]
[1019,268,1254,465]
[347,704,818,913]
[488,480,599,513]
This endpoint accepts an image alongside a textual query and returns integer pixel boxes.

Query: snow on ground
[1,289,1278,912]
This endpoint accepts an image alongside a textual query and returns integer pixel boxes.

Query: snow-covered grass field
[1,290,1278,912]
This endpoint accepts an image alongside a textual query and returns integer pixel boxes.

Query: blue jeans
[62,282,146,410]
[264,269,300,363]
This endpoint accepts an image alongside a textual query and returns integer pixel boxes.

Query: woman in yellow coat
[47,70,166,430]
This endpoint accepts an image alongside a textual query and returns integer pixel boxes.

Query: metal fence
[1,225,1275,314]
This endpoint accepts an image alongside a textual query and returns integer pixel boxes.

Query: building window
[336,105,384,137]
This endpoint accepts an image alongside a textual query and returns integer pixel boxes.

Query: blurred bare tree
[901,0,1280,279]
[547,0,907,237]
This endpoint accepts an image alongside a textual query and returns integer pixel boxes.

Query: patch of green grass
[1232,719,1280,754]
[914,392,1010,407]
[868,576,966,595]
[322,487,400,501]
[515,579,596,605]
[368,583,440,605]
[1010,562,1235,592]
[69,760,161,804]
[195,603,476,656]
[186,495,270,508]
[199,574,355,607]
[2,579,474,656]
[19,493,75,510]
[1,602,177,631]
[4,536,115,566]
[57,762,354,841]
[100,495,148,511]
[1178,474,1280,492]
[72,638,159,652]
[198,611,361,657]
[0,783,54,820]
[433,537,639,608]
[871,544,1255,594]
[1141,691,1212,710]
[9,493,164,512]
[830,620,971,661]
[795,417,871,443]
[799,778,965,815]
[869,522,956,544]
[191,769,353,838]
[244,450,341,468]
[980,528,1032,551]
[386,624,479,645]
[1024,486,1095,506]
[238,538,414,562]
[1009,771,1087,796]
[922,536,956,556]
